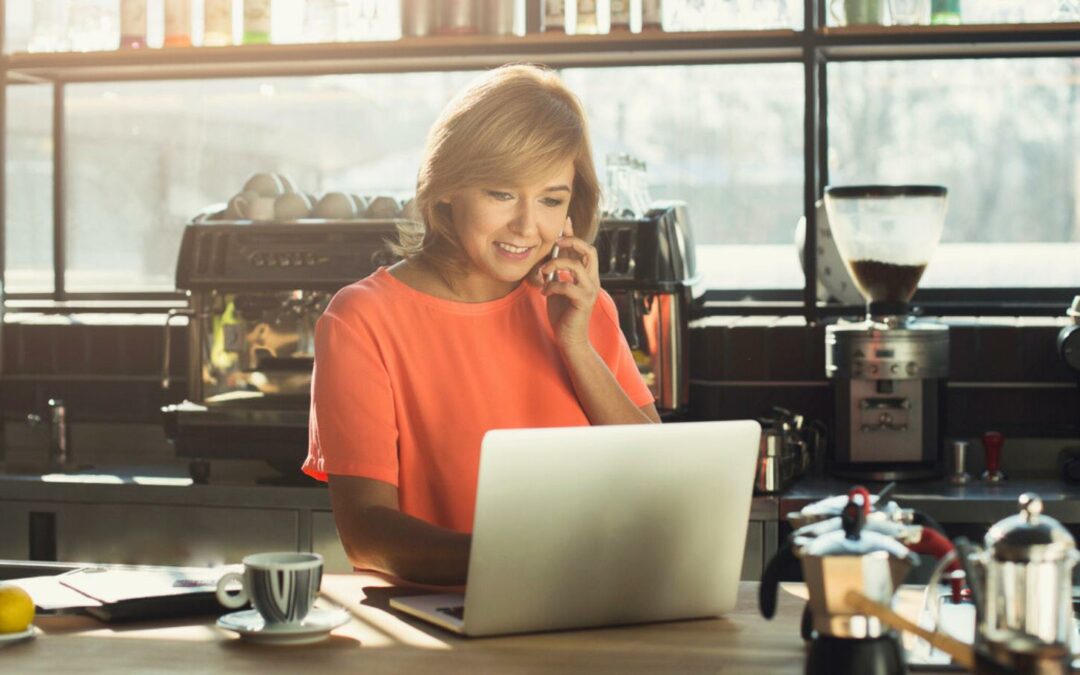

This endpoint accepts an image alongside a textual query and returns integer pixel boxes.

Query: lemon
[0,584,35,633]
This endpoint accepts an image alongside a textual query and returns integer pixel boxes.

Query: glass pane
[565,64,805,290]
[6,84,54,294]
[63,73,476,292]
[826,0,1076,27]
[828,59,1080,288]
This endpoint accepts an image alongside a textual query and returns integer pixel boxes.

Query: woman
[303,64,660,586]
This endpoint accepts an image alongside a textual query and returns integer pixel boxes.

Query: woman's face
[446,160,575,290]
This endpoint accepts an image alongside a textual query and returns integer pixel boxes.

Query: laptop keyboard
[437,606,465,620]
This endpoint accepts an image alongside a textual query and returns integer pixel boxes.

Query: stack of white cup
[224,173,408,222]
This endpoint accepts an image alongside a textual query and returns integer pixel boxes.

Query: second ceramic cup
[313,192,358,220]
[275,192,314,220]
[243,172,292,198]
[229,190,276,221]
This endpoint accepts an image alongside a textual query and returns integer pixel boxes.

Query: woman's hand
[537,217,600,353]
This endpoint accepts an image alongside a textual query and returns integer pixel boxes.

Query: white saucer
[0,625,37,647]
[216,607,350,645]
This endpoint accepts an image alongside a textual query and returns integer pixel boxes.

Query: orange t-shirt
[302,267,654,532]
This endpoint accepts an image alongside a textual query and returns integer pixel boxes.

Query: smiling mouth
[495,242,533,254]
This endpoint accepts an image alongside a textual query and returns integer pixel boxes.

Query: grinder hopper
[824,186,948,317]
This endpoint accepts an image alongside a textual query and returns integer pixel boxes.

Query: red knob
[950,573,965,605]
[982,431,1006,482]
[848,486,872,515]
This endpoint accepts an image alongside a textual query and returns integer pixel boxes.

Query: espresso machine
[163,202,699,480]
[824,186,950,480]
[161,216,402,481]
[596,201,702,417]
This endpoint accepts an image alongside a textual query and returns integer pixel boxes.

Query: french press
[974,494,1078,674]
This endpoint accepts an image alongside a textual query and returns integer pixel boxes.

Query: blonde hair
[395,64,601,286]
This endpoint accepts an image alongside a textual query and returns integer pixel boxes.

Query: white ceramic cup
[349,194,370,217]
[274,192,314,221]
[365,195,401,219]
[229,190,276,221]
[243,172,290,198]
[216,552,323,625]
[313,192,358,220]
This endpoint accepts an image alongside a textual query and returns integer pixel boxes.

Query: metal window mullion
[52,81,65,300]
[0,1,6,298]
[817,60,828,197]
[1,0,7,381]
[801,0,823,322]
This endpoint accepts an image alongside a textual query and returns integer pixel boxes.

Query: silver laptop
[390,420,762,637]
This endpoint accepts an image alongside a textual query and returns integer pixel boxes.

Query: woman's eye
[488,191,514,201]
[542,198,564,207]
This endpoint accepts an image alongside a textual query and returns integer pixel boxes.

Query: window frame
[2,3,1079,317]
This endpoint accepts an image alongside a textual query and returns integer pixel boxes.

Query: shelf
[2,30,803,83]
[818,22,1080,60]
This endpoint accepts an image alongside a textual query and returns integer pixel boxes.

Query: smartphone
[545,244,560,284]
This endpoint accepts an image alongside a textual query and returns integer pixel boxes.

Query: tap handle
[981,431,1006,482]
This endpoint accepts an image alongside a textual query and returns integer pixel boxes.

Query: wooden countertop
[0,575,951,674]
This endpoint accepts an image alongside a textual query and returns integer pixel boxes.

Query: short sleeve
[590,290,656,409]
[302,310,400,484]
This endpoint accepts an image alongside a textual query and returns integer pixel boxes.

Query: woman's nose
[508,201,541,237]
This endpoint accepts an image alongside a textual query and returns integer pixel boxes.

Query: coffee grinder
[824,186,949,480]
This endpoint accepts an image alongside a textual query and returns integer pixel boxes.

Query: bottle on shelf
[163,0,193,47]
[436,0,479,34]
[543,0,568,33]
[930,0,961,24]
[120,0,148,48]
[574,0,606,34]
[611,0,631,31]
[244,0,273,44]
[479,0,519,35]
[204,0,235,46]
[640,0,662,30]
[401,0,437,37]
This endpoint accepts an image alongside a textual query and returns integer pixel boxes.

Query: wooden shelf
[6,23,1076,83]
[2,30,803,83]
[818,22,1080,60]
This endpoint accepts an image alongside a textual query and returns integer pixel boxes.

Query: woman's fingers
[553,237,597,273]
[542,280,589,303]
[541,255,593,287]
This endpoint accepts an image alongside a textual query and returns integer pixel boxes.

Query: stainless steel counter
[779,474,1080,524]
[0,466,332,509]
[5,467,1080,522]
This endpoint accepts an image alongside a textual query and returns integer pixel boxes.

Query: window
[4,9,1079,309]
[829,58,1080,289]
[5,84,54,293]
[565,65,805,290]
[8,65,806,293]
[8,73,479,292]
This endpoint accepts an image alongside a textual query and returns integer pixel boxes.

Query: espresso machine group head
[823,186,949,481]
